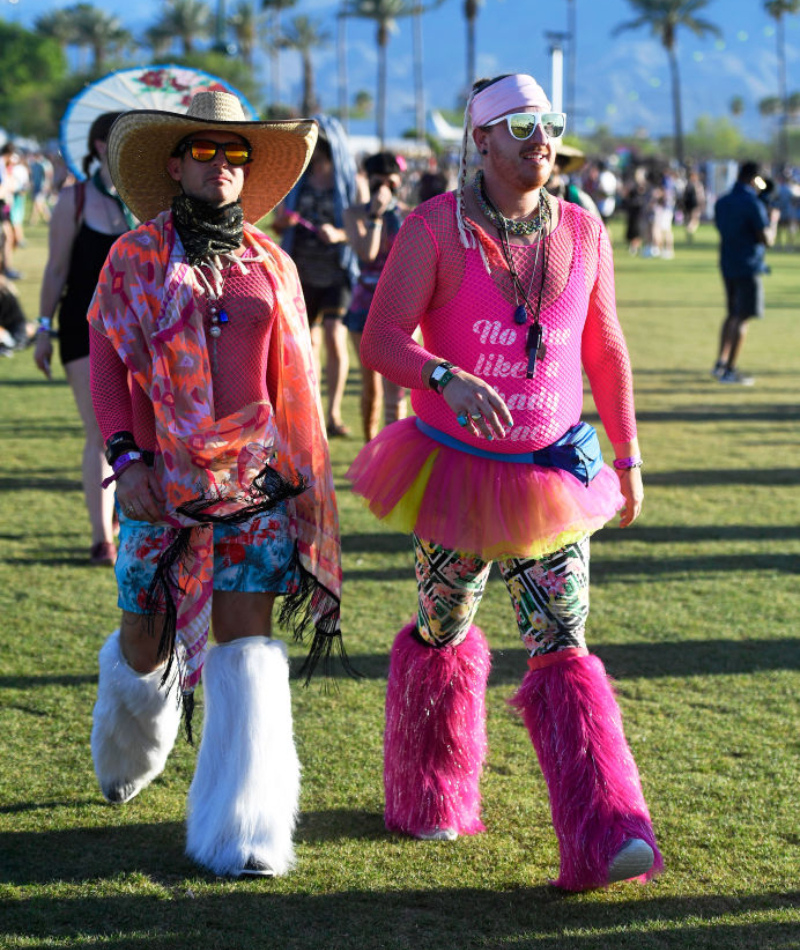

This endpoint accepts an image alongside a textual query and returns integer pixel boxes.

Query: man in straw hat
[87,90,346,878]
[346,73,662,890]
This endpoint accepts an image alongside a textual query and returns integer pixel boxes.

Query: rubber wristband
[101,454,141,489]
[112,451,143,473]
[613,456,643,470]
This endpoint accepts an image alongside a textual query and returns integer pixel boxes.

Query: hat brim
[555,144,586,174]
[108,109,318,224]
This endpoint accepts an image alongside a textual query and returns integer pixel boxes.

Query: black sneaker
[238,858,275,878]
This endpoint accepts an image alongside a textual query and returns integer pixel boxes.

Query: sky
[4,0,799,145]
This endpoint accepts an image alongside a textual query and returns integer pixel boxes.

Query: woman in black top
[34,113,135,565]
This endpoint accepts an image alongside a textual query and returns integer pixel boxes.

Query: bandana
[171,193,244,266]
[469,74,550,128]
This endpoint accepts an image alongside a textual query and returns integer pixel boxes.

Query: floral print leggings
[414,533,590,656]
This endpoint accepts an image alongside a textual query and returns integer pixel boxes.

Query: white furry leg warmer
[185,636,300,878]
[91,629,181,804]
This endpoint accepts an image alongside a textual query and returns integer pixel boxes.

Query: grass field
[1,219,798,950]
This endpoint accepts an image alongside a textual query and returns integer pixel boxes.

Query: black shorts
[724,275,764,321]
[301,283,352,326]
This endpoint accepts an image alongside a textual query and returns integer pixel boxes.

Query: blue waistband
[415,418,603,486]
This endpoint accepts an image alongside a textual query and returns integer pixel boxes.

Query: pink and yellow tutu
[346,417,624,561]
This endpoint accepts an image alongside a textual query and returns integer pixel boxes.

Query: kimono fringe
[278,553,357,684]
[143,463,310,741]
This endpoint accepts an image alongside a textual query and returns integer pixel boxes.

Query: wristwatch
[429,361,461,393]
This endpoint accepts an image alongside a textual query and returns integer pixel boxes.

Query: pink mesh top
[360,192,636,450]
[90,247,278,450]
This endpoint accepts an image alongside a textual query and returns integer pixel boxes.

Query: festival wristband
[37,316,58,337]
[612,455,643,470]
[101,452,143,489]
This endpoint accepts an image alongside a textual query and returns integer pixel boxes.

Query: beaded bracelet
[37,316,58,338]
[613,455,644,470]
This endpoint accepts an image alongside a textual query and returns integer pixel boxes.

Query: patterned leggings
[414,534,590,657]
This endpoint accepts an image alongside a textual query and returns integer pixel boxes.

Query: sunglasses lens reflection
[542,114,566,138]
[224,150,251,166]
[188,141,251,165]
[508,115,537,139]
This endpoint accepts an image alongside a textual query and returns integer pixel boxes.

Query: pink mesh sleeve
[90,324,133,441]
[90,325,156,450]
[580,226,637,445]
[359,212,442,389]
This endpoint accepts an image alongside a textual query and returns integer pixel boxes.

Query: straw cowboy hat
[107,90,318,224]
[554,143,586,175]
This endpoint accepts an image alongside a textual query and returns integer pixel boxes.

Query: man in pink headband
[348,73,662,891]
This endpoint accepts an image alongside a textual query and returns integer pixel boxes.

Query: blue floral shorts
[115,502,298,614]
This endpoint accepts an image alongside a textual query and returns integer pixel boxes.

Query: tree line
[1,0,799,165]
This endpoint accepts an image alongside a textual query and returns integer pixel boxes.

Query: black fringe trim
[279,551,359,685]
[182,691,195,744]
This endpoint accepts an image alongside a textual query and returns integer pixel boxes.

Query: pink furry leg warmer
[384,622,491,838]
[509,652,663,891]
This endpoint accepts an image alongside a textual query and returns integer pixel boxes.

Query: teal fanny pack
[415,419,604,487]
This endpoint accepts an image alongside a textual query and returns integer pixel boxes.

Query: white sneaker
[607,838,655,884]
[719,368,754,386]
[415,827,458,841]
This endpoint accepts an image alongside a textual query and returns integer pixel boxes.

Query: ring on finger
[469,412,482,420]
[456,412,469,427]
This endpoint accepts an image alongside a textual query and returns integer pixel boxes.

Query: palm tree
[144,23,174,58]
[337,4,350,127]
[280,16,331,115]
[729,95,745,120]
[764,0,800,164]
[463,0,483,93]
[229,0,259,66]
[261,0,299,110]
[342,0,411,144]
[613,0,720,166]
[34,9,77,52]
[153,0,212,56]
[71,4,131,73]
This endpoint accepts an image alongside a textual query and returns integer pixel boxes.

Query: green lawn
[1,220,798,949]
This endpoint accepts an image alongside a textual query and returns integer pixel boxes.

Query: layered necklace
[474,170,551,379]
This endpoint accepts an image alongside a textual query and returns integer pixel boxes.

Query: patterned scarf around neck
[172,193,244,266]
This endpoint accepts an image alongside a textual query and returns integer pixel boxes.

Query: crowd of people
[1,73,791,888]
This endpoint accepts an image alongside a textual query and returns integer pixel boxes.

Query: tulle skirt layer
[346,418,624,561]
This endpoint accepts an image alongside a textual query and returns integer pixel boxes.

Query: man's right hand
[116,462,166,523]
[442,371,514,441]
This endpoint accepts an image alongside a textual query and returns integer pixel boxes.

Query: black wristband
[105,431,138,466]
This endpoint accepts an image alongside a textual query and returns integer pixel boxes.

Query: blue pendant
[218,309,229,324]
[513,305,528,325]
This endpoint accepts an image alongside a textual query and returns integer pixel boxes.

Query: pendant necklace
[478,176,551,379]
[198,260,231,377]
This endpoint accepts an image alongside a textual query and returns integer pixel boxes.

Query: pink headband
[469,74,550,128]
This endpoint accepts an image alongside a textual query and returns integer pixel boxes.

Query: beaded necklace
[473,169,547,236]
